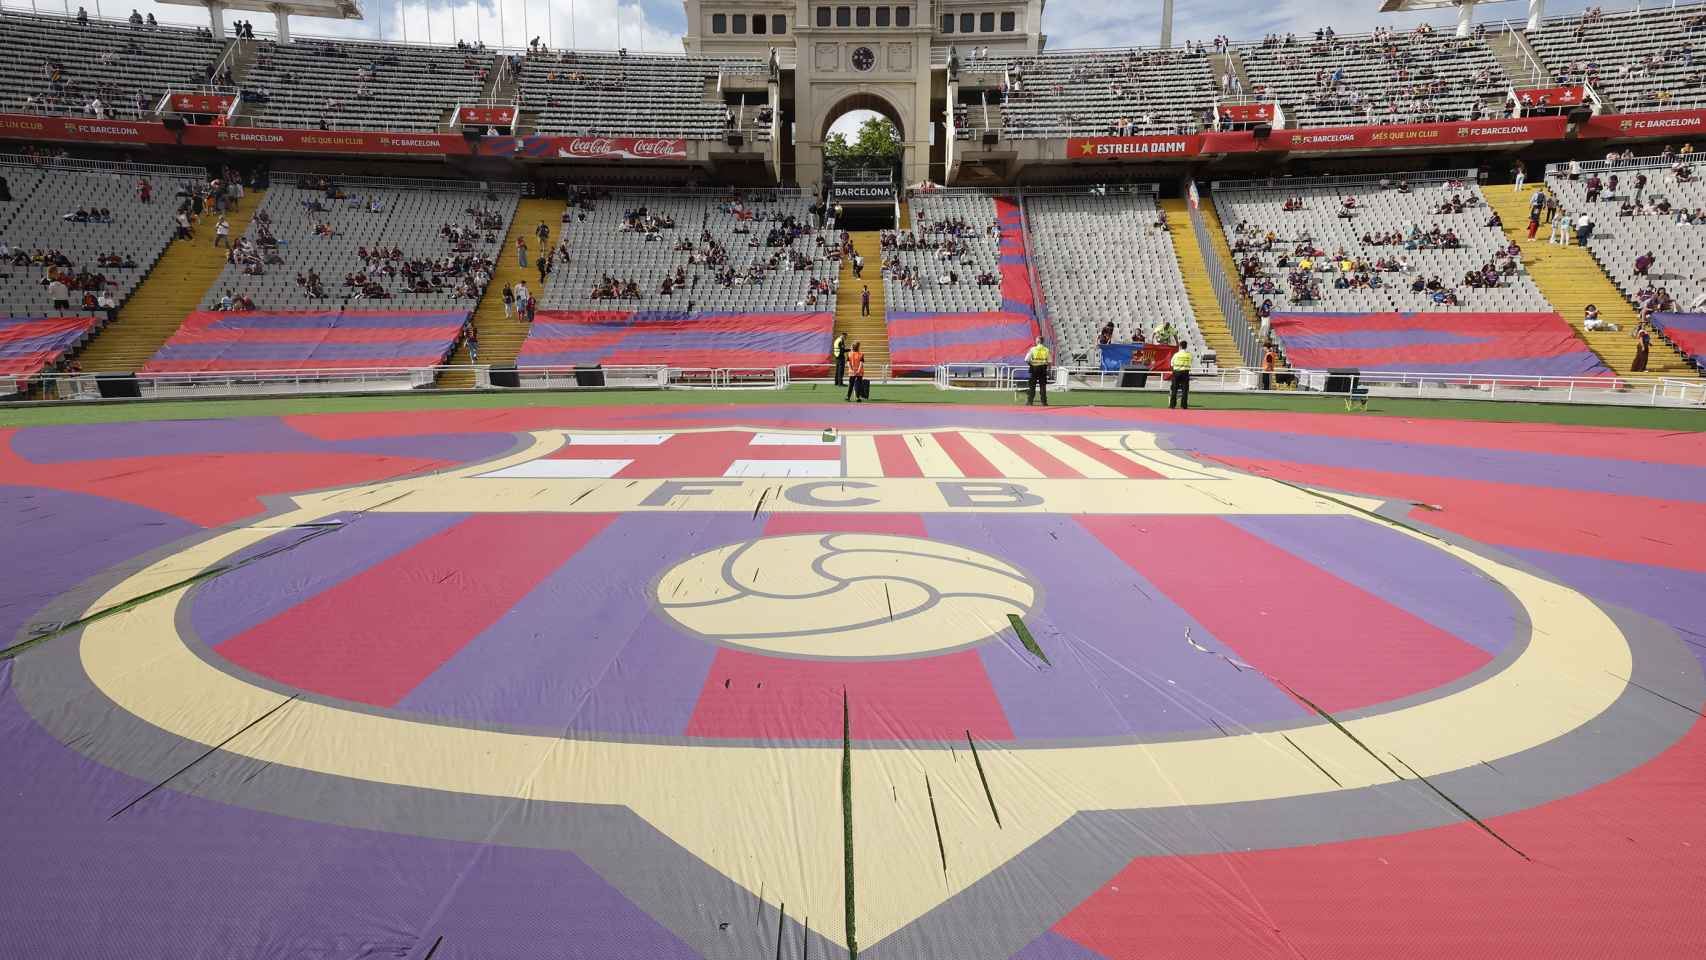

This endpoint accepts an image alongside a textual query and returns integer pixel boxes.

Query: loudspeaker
[982,131,998,146]
[1567,106,1593,123]
[489,364,520,388]
[574,365,606,387]
[96,374,141,398]
[726,132,745,147]
[1252,123,1272,139]
[462,126,484,142]
[1323,368,1361,394]
[1119,369,1149,388]
[161,116,186,132]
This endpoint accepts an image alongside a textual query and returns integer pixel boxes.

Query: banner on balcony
[170,93,236,115]
[1579,109,1706,140]
[458,106,516,126]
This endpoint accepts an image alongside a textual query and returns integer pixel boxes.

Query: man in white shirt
[47,278,70,309]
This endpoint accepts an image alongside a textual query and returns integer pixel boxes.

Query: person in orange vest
[1261,342,1278,391]
[845,342,866,402]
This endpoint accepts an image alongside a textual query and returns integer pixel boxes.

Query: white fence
[12,363,1705,408]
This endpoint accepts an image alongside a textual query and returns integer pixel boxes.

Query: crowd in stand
[878,213,1000,290]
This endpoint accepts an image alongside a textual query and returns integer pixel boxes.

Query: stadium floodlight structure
[1379,0,1545,36]
[156,0,362,42]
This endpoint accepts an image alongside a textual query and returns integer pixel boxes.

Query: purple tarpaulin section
[1272,311,1613,376]
[0,315,99,389]
[142,309,468,373]
[517,310,832,368]
[1653,312,1706,368]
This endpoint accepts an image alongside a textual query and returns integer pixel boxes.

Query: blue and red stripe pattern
[1653,312,1706,369]
[0,315,99,386]
[887,310,1038,366]
[1272,311,1612,376]
[888,196,1042,366]
[515,310,833,368]
[142,309,468,373]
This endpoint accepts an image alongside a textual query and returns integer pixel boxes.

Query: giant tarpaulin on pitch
[2,406,1704,959]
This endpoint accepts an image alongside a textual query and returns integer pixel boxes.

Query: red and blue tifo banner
[1653,313,1706,368]
[0,315,99,389]
[141,309,468,373]
[515,310,833,368]
[889,197,1043,367]
[1271,312,1613,376]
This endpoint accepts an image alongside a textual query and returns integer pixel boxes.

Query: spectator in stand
[860,284,870,317]
[214,216,230,248]
[1632,322,1651,372]
[1513,161,1527,192]
[1634,250,1655,280]
[48,276,70,310]
[1583,304,1617,332]
[502,283,514,318]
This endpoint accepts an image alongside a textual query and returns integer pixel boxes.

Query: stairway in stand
[832,231,890,379]
[1196,193,1266,356]
[1484,186,1699,379]
[1160,198,1242,366]
[437,197,568,388]
[73,190,264,373]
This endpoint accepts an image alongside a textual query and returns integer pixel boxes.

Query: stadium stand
[1527,5,1706,112]
[1025,187,1207,364]
[972,47,1217,138]
[141,307,469,373]
[1,9,226,119]
[1237,27,1509,128]
[238,38,490,131]
[881,193,1040,366]
[1269,310,1613,375]
[0,157,194,322]
[1212,172,1554,314]
[516,51,766,138]
[195,174,519,311]
[1543,154,1706,371]
[1544,156,1706,314]
[514,188,834,369]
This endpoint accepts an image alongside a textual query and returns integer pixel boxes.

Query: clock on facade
[851,46,876,71]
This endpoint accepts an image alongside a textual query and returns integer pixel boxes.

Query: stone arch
[817,90,908,143]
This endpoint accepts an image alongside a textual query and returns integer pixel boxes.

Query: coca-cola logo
[566,137,617,156]
[631,138,684,156]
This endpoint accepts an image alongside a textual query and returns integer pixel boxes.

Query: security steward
[1024,337,1052,406]
[1168,344,1194,410]
[832,331,847,386]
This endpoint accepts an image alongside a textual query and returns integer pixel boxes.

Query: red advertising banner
[1579,108,1706,140]
[185,126,467,155]
[1066,135,1203,160]
[170,93,236,115]
[458,106,515,126]
[474,135,691,160]
[1270,116,1570,152]
[1216,103,1275,123]
[0,113,173,145]
[1512,85,1585,108]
